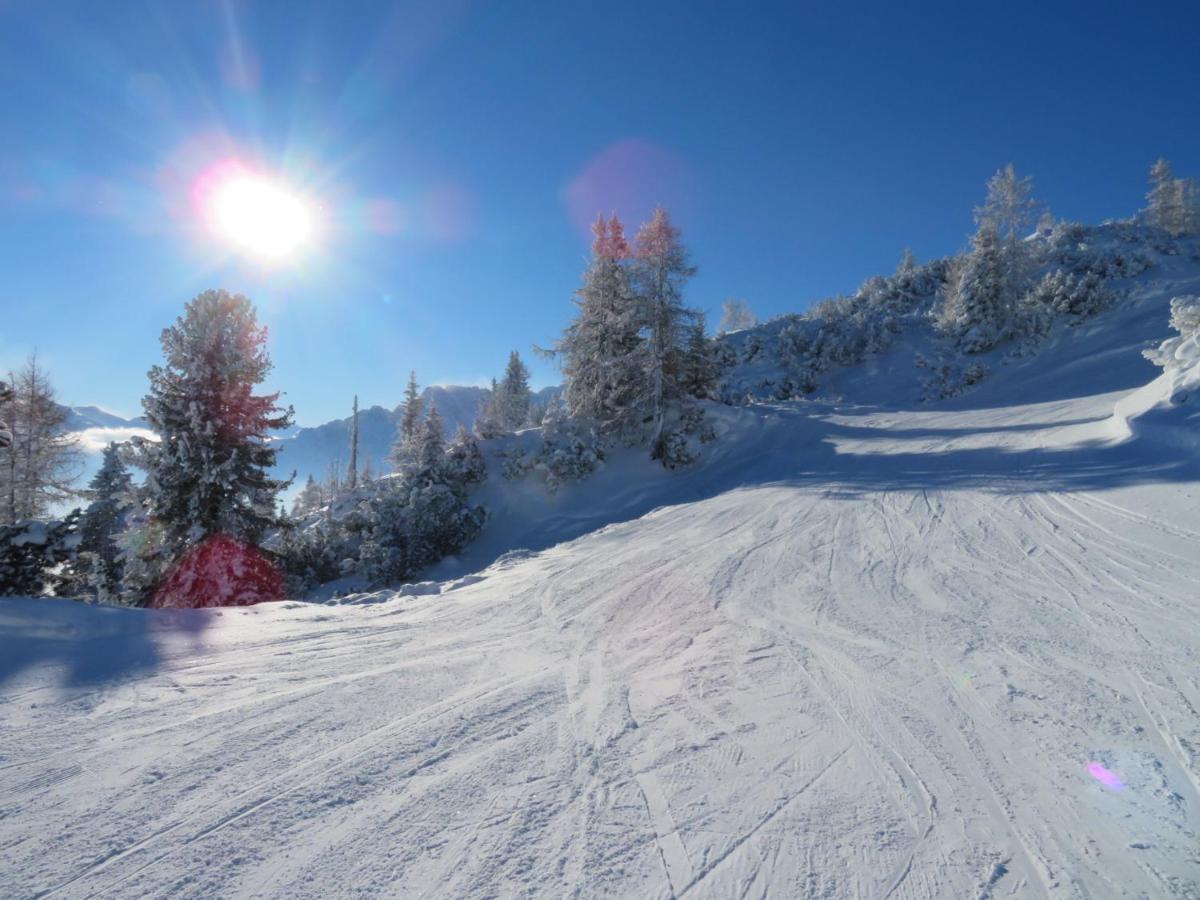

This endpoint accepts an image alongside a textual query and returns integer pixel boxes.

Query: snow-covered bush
[519,400,605,491]
[915,354,990,402]
[0,511,82,596]
[1144,296,1200,371]
[358,478,485,586]
[1024,269,1115,320]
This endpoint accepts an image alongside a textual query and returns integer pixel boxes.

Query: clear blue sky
[1,0,1197,425]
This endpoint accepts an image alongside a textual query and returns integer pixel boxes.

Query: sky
[1,0,1198,426]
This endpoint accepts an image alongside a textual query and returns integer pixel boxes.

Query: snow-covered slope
[4,243,1199,897]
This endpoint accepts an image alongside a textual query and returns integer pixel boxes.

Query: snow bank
[1111,296,1200,450]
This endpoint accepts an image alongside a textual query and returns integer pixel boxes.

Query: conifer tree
[632,207,698,459]
[347,395,359,490]
[553,213,644,437]
[391,371,423,469]
[497,350,532,430]
[292,474,324,516]
[474,378,504,439]
[78,442,133,599]
[136,289,293,564]
[1146,158,1197,236]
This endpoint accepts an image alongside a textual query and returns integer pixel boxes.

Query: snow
[4,370,1200,896]
[4,232,1200,897]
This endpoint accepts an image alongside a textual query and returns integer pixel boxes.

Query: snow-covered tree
[474,378,504,439]
[130,289,293,598]
[718,298,757,334]
[680,313,718,399]
[495,351,533,431]
[1144,295,1200,369]
[551,213,645,438]
[390,371,423,468]
[1146,158,1198,237]
[347,395,359,490]
[631,207,699,460]
[415,403,445,481]
[445,424,487,484]
[291,473,324,516]
[938,166,1041,352]
[78,442,133,600]
[1,355,81,524]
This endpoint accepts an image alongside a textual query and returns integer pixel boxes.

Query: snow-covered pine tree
[941,223,1009,352]
[0,355,81,524]
[631,207,699,460]
[497,350,532,430]
[415,403,445,481]
[680,312,718,399]
[134,289,294,577]
[78,442,133,600]
[445,423,487,484]
[347,395,359,490]
[718,298,757,334]
[390,371,423,469]
[1146,158,1198,237]
[939,166,1041,353]
[474,378,504,439]
[292,473,324,516]
[553,214,645,439]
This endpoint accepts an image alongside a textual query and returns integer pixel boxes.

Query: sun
[207,169,315,260]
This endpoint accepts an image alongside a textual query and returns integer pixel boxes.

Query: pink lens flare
[1086,762,1125,791]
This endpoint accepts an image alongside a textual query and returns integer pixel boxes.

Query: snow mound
[1111,295,1200,450]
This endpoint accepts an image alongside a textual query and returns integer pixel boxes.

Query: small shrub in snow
[915,354,990,402]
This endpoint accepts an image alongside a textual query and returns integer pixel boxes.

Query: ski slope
[3,382,1199,898]
[4,259,1200,897]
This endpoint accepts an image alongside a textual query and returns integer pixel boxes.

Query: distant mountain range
[57,385,561,506]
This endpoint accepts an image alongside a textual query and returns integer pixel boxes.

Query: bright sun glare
[209,172,314,260]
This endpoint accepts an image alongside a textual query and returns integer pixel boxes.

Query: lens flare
[1086,761,1125,791]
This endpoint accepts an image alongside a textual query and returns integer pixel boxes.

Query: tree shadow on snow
[0,599,215,691]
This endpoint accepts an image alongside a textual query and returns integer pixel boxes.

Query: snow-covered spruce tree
[390,370,423,469]
[496,350,533,430]
[631,207,700,461]
[78,442,134,600]
[718,297,757,334]
[127,289,293,603]
[445,424,487,485]
[291,473,325,516]
[551,213,645,439]
[346,395,359,490]
[680,313,719,399]
[1146,158,1198,237]
[358,404,485,586]
[1,355,81,524]
[939,166,1041,353]
[474,378,504,439]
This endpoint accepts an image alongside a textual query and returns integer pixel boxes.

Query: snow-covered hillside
[4,236,1199,897]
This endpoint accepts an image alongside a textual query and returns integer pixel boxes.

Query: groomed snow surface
[4,273,1200,897]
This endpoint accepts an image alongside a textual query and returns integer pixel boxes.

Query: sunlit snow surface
[3,257,1200,896]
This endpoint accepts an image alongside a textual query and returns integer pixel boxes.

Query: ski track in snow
[2,390,1200,898]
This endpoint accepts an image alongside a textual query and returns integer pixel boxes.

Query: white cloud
[74,426,158,453]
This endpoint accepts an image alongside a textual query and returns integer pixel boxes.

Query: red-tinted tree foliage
[150,533,285,609]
